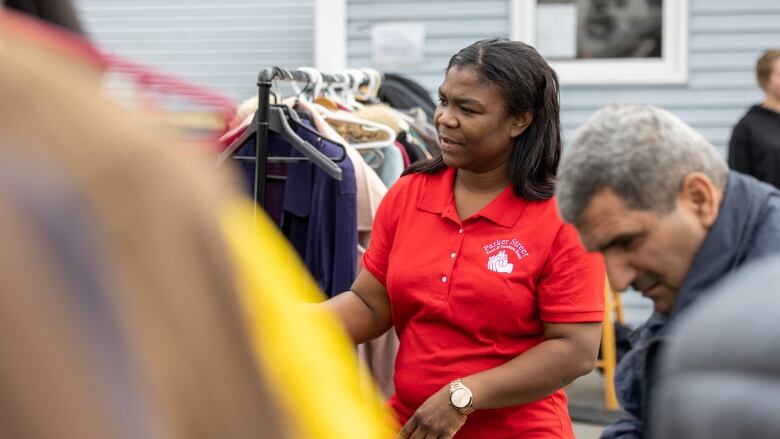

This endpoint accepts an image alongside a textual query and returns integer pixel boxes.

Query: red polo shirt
[363,167,604,438]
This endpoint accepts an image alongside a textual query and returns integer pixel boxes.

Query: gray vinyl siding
[75,0,315,101]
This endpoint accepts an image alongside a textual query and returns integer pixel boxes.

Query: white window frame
[511,0,689,85]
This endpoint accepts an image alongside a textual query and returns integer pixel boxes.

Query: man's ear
[510,111,533,138]
[678,172,722,228]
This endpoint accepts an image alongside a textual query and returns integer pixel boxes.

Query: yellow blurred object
[221,201,397,439]
[596,281,624,411]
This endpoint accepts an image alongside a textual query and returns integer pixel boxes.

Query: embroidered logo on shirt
[487,251,514,273]
[483,239,529,274]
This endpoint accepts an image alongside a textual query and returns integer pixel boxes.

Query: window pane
[537,0,663,60]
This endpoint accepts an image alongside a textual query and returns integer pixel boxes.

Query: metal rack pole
[254,68,275,207]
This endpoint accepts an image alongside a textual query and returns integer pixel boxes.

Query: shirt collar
[416,167,528,228]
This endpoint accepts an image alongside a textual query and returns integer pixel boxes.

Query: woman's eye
[438,97,447,106]
[461,107,474,114]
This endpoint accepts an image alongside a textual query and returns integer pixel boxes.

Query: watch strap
[449,378,475,415]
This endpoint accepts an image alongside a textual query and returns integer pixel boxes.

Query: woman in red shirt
[326,38,605,438]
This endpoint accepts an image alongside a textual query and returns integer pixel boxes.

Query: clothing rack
[253,66,369,206]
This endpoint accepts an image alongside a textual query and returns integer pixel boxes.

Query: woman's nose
[435,106,458,128]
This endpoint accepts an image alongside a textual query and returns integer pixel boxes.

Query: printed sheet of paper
[536,4,578,59]
[371,22,426,66]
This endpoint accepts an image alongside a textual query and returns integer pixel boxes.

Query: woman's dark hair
[5,0,85,34]
[403,38,561,201]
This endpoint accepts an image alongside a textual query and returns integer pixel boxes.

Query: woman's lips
[439,135,462,151]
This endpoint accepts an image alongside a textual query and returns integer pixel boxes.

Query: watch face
[451,388,471,408]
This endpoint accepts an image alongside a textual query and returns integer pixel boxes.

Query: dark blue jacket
[601,172,780,439]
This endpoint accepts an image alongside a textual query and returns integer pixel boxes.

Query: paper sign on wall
[371,22,426,67]
[537,4,577,59]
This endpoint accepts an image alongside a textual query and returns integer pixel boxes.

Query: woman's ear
[510,111,533,138]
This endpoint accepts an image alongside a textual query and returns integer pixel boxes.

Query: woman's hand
[397,385,467,439]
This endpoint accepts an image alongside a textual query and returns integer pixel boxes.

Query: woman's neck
[455,164,510,194]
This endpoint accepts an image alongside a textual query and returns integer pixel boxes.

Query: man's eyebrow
[596,233,636,253]
[596,238,620,253]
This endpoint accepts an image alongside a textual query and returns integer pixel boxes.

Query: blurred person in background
[0,5,288,439]
[0,2,394,438]
[557,104,780,439]
[325,38,605,439]
[651,255,780,439]
[728,49,780,189]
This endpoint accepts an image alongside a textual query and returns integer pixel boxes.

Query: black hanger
[219,106,346,181]
[281,105,348,162]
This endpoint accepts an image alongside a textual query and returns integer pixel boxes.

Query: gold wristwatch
[449,378,475,415]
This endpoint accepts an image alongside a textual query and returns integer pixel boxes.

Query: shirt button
[441,276,447,283]
[458,228,464,234]
[450,252,456,258]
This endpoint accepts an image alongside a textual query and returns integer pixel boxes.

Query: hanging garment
[364,144,405,187]
[292,101,401,397]
[293,99,387,247]
[396,131,426,164]
[378,73,437,122]
[395,141,411,168]
[231,122,358,297]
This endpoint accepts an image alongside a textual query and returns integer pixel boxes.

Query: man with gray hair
[556,104,780,439]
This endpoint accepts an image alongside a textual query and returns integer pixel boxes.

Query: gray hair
[557,104,729,223]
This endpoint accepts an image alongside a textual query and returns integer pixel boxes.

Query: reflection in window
[537,0,662,60]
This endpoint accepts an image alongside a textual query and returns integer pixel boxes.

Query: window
[511,0,688,84]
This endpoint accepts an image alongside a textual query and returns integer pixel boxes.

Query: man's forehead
[575,189,638,250]
[577,189,629,226]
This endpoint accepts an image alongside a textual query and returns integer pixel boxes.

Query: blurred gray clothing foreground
[652,256,780,439]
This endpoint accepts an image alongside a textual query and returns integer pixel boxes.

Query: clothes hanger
[319,72,351,107]
[324,113,396,150]
[307,99,396,151]
[356,68,382,102]
[344,69,366,110]
[219,107,346,182]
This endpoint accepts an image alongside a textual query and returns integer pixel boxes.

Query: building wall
[75,0,315,101]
